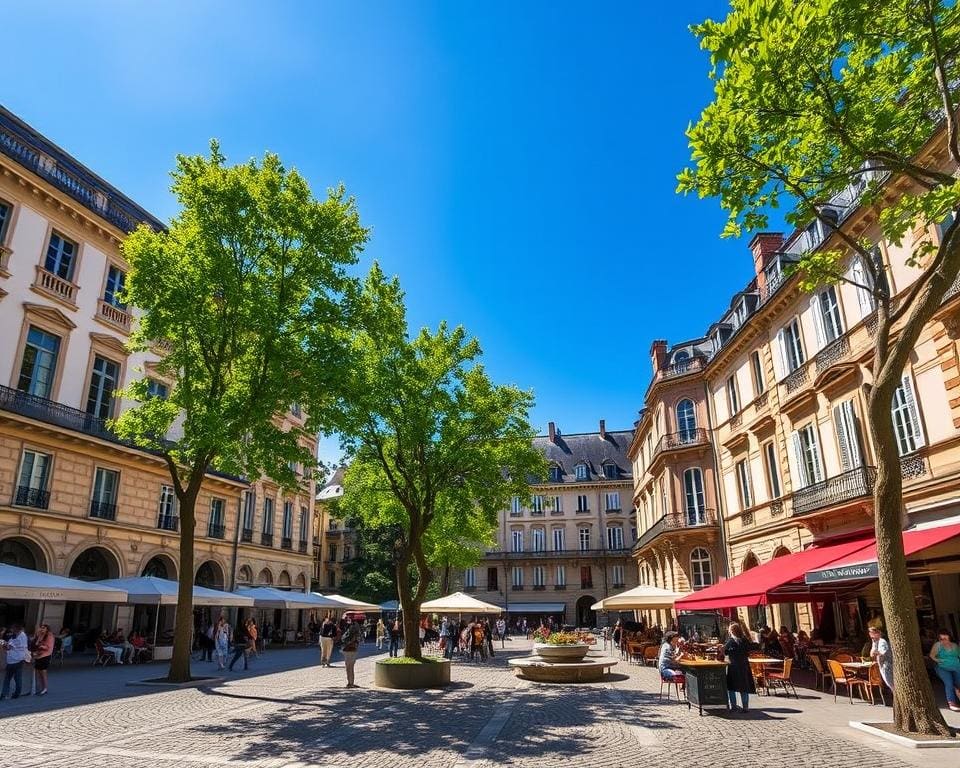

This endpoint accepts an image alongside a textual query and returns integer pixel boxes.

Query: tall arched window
[676,399,697,441]
[683,467,706,525]
[690,548,713,590]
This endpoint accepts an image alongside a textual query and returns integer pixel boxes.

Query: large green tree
[115,144,367,682]
[679,0,959,735]
[330,265,545,659]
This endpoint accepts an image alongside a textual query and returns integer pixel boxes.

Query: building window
[91,467,119,518]
[17,326,61,398]
[553,527,565,551]
[343,544,352,560]
[290,401,302,418]
[44,231,77,281]
[602,463,617,479]
[575,463,588,481]
[531,495,544,514]
[659,478,668,517]
[262,497,274,532]
[327,570,336,588]
[815,286,844,345]
[727,375,740,415]
[242,491,255,531]
[735,459,753,510]
[683,467,706,525]
[763,442,781,499]
[16,450,51,509]
[612,564,625,587]
[548,465,562,482]
[209,498,225,537]
[576,494,588,513]
[533,566,545,587]
[486,567,498,591]
[555,565,566,586]
[606,526,624,550]
[299,506,309,543]
[103,265,127,308]
[580,566,593,589]
[605,491,621,512]
[146,378,169,399]
[158,485,177,529]
[551,495,563,513]
[891,375,925,456]
[833,399,863,471]
[512,566,523,588]
[751,350,765,395]
[779,318,805,373]
[579,527,590,551]
[86,356,120,419]
[0,199,10,242]
[690,548,713,590]
[328,543,338,562]
[852,255,877,317]
[510,495,522,515]
[282,501,294,539]
[464,568,476,588]
[511,529,524,553]
[676,399,697,439]
[792,424,824,488]
[532,528,545,552]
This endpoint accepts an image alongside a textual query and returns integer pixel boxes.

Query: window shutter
[901,374,926,449]
[774,329,787,379]
[791,431,808,488]
[852,257,875,318]
[809,427,825,483]
[843,400,863,468]
[834,404,852,472]
[810,295,825,352]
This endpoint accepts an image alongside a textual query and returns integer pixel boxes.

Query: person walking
[340,616,362,688]
[723,622,755,712]
[214,617,230,671]
[376,618,386,650]
[319,614,337,667]
[868,626,894,693]
[388,618,402,658]
[929,628,960,712]
[246,619,259,661]
[228,620,249,672]
[484,619,495,659]
[31,624,54,696]
[1,623,29,700]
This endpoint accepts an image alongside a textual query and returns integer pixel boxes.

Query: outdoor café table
[678,659,729,716]
[748,657,783,693]
[840,660,875,680]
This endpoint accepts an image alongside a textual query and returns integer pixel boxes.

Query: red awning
[804,522,960,585]
[675,538,873,611]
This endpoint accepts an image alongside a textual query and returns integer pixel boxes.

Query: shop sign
[804,562,878,584]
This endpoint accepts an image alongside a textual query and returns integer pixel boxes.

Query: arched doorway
[195,560,225,590]
[66,547,121,647]
[69,546,120,581]
[294,573,306,591]
[141,554,176,580]
[0,537,47,571]
[575,595,596,628]
[257,568,273,586]
[277,570,291,589]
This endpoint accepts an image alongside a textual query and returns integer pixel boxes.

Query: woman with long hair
[724,622,755,712]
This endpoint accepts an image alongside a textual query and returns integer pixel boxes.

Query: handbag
[23,650,32,664]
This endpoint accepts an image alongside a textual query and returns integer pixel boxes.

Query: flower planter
[374,659,451,689]
[532,642,590,662]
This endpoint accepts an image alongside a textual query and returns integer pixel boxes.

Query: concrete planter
[532,643,590,662]
[374,659,451,689]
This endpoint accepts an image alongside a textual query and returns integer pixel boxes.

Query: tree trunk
[396,554,421,660]
[868,385,951,736]
[168,482,199,683]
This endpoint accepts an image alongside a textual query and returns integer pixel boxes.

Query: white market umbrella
[421,591,502,615]
[591,585,689,611]
[0,563,126,603]
[97,576,255,607]
[317,593,381,611]
[237,586,341,610]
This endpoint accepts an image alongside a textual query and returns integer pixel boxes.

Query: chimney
[548,421,556,443]
[599,419,606,439]
[650,339,668,374]
[748,232,785,294]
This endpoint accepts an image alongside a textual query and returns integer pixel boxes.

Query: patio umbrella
[421,591,502,614]
[591,585,689,611]
[0,563,127,602]
[316,593,381,611]
[236,587,341,610]
[96,576,256,607]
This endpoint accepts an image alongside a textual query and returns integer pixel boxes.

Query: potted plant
[532,630,591,662]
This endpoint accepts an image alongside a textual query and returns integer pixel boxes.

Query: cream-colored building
[0,106,315,642]
[476,421,638,628]
[312,466,358,592]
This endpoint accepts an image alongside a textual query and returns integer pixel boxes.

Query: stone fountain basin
[532,642,590,663]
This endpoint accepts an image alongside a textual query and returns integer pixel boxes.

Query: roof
[317,465,346,501]
[534,428,634,483]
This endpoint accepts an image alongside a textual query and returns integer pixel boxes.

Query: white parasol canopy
[96,576,255,607]
[0,563,127,603]
[317,593,381,611]
[421,591,502,615]
[591,585,690,611]
[237,587,341,610]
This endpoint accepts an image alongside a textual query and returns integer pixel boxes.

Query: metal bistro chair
[867,664,887,706]
[94,640,116,667]
[766,658,798,698]
[659,672,686,702]
[643,645,660,667]
[827,659,869,704]
[809,653,833,691]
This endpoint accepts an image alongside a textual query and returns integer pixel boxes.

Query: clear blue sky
[5,1,751,465]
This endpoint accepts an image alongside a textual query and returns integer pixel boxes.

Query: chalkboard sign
[682,663,728,716]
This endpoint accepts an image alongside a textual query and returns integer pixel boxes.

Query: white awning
[420,592,502,614]
[498,602,566,614]
[0,564,127,603]
[237,587,341,610]
[316,593,381,611]
[591,585,689,611]
[96,576,255,607]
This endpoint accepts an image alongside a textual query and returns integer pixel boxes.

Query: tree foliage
[114,143,367,681]
[680,0,960,735]
[330,265,545,658]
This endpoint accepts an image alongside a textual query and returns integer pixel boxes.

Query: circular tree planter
[532,643,590,662]
[374,659,451,689]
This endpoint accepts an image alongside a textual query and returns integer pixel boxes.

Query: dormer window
[602,463,617,480]
[673,350,690,372]
[548,465,563,483]
[575,463,588,481]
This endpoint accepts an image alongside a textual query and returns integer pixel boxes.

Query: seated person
[58,627,73,656]
[658,631,685,681]
[778,627,795,659]
[101,632,125,664]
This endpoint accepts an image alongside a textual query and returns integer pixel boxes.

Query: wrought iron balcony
[657,356,706,381]
[261,532,274,547]
[15,485,50,510]
[157,514,179,532]
[814,335,851,373]
[241,528,253,543]
[281,536,293,550]
[554,584,567,590]
[483,548,633,560]
[89,500,117,520]
[532,584,546,591]
[790,466,876,517]
[784,366,809,394]
[511,585,524,591]
[633,509,718,552]
[653,428,709,459]
[207,523,226,539]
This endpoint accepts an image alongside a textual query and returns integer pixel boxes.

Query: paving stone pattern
[0,639,956,768]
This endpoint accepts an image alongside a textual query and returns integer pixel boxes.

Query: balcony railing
[790,466,876,517]
[554,584,566,590]
[207,523,226,539]
[298,540,308,553]
[261,532,274,546]
[15,485,50,510]
[281,536,293,550]
[532,584,546,591]
[34,265,78,305]
[97,299,131,332]
[814,335,851,373]
[658,357,706,381]
[241,528,253,543]
[484,548,633,560]
[89,500,117,520]
[157,514,179,531]
[512,585,524,591]
[634,509,718,552]
[654,428,709,458]
[784,366,809,394]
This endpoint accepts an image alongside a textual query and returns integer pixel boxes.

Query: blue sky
[5,1,751,465]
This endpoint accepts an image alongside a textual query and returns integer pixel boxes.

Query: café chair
[867,664,887,706]
[659,672,685,702]
[827,659,869,704]
[766,658,797,698]
[643,645,659,667]
[809,654,833,691]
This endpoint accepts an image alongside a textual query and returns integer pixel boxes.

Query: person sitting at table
[128,631,148,663]
[723,622,755,712]
[101,632,125,664]
[778,627,795,660]
[928,628,960,712]
[761,627,782,658]
[658,631,685,683]
[58,627,73,657]
[868,626,893,693]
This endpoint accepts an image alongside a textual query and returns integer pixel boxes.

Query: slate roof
[533,428,634,484]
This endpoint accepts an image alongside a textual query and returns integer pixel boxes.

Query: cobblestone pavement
[0,639,958,768]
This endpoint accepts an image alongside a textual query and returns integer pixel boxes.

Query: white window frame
[891,374,926,456]
[813,286,844,347]
[511,495,521,515]
[676,398,697,438]
[778,318,805,374]
[833,399,863,471]
[605,491,621,511]
[792,424,824,488]
[464,568,476,588]
[533,565,545,587]
[612,564,625,587]
[690,547,713,590]
[551,495,563,513]
[606,526,624,550]
[751,350,765,395]
[531,528,545,552]
[735,459,753,510]
[18,450,51,492]
[555,564,566,586]
[531,494,544,514]
[763,442,781,499]
[575,463,588,481]
[851,255,876,318]
[578,527,590,552]
[727,375,740,415]
[512,566,523,587]
[683,467,706,524]
[511,529,524,553]
[576,494,588,512]
[158,484,177,523]
[553,527,565,552]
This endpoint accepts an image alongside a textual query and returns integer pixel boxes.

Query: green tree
[679,0,959,735]
[115,144,367,682]
[330,265,545,659]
